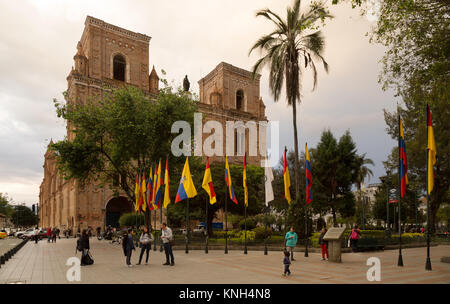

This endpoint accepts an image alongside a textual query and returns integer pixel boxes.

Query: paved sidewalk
[0,238,449,284]
[0,238,22,256]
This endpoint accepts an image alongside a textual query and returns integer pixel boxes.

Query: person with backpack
[137,226,154,265]
[319,228,329,260]
[122,229,135,267]
[350,225,361,252]
[79,229,93,266]
[282,250,291,276]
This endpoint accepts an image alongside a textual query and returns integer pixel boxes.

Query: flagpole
[397,115,403,267]
[386,170,390,238]
[244,203,247,254]
[305,205,309,257]
[284,200,287,251]
[425,105,432,271]
[185,198,189,254]
[284,146,288,251]
[153,210,157,251]
[264,203,268,255]
[205,198,209,254]
[225,189,228,254]
[159,207,163,252]
[305,144,309,258]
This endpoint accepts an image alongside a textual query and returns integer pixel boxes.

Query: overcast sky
[0,0,399,206]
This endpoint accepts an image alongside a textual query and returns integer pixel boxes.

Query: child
[283,250,291,276]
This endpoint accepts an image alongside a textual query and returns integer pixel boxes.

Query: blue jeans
[126,249,133,265]
[163,243,174,264]
[138,243,151,264]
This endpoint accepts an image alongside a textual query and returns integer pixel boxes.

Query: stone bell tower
[40,16,160,231]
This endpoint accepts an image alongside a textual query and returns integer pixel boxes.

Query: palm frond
[256,9,287,33]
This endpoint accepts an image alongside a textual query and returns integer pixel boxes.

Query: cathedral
[39,16,267,230]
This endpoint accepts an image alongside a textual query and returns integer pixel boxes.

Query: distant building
[0,213,12,228]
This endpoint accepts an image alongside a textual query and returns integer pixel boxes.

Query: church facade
[39,16,267,231]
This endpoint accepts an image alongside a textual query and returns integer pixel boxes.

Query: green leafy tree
[51,85,197,213]
[0,193,14,217]
[169,159,264,237]
[249,0,332,205]
[332,0,449,232]
[313,130,359,226]
[436,203,450,227]
[11,205,38,227]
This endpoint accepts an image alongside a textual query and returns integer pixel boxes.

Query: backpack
[350,230,359,240]
[76,239,83,252]
[82,250,94,265]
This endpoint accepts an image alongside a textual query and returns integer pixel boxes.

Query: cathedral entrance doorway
[105,196,133,228]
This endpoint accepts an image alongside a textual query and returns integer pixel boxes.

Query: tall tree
[51,85,197,204]
[0,193,14,217]
[11,205,38,227]
[249,0,332,204]
[313,130,359,225]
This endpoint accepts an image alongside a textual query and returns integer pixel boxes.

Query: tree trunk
[206,207,215,237]
[331,205,337,227]
[291,98,301,203]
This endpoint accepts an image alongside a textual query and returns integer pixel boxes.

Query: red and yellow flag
[134,173,140,212]
[202,157,217,205]
[283,148,292,204]
[427,105,437,194]
[141,171,147,212]
[163,156,171,208]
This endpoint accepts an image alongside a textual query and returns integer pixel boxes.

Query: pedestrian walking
[137,226,154,265]
[79,229,93,266]
[51,228,57,243]
[319,228,329,260]
[33,227,39,244]
[282,250,291,276]
[350,225,361,252]
[284,227,298,261]
[161,223,174,266]
[46,227,51,242]
[122,229,135,267]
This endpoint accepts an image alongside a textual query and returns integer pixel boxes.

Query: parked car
[7,228,17,236]
[193,225,206,235]
[14,230,28,238]
[15,229,34,238]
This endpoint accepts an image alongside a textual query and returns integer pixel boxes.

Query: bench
[355,237,384,251]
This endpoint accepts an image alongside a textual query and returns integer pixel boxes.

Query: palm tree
[249,0,332,202]
[355,153,374,226]
[355,153,375,192]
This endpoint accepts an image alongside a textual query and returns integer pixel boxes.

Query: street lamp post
[386,170,391,238]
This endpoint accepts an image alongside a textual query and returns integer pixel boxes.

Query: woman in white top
[137,226,154,265]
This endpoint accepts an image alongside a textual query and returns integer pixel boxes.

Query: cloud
[0,0,398,205]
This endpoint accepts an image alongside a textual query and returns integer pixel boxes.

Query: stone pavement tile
[0,239,449,284]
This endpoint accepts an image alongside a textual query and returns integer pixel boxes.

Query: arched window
[236,90,244,110]
[113,54,126,81]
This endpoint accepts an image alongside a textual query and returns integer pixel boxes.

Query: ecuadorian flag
[175,157,197,203]
[305,143,312,205]
[225,156,238,204]
[399,118,408,198]
[147,166,154,211]
[154,160,163,209]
